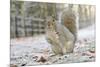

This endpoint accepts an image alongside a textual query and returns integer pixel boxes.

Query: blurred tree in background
[10,0,95,38]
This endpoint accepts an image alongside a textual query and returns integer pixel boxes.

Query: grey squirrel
[46,11,78,55]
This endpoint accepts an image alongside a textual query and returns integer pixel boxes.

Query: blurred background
[10,0,95,38]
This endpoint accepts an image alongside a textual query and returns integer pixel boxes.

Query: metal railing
[10,15,46,38]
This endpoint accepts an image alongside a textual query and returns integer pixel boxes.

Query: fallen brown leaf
[10,64,17,67]
[37,56,47,63]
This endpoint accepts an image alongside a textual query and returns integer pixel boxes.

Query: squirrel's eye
[48,24,50,26]
[48,22,50,26]
[53,19,54,22]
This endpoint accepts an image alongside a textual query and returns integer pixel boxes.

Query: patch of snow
[78,24,95,40]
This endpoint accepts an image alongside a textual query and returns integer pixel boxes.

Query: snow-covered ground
[78,24,95,40]
[10,24,95,66]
